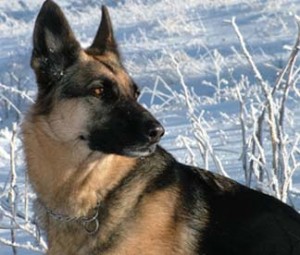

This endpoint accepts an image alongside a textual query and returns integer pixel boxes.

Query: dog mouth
[84,132,159,157]
[79,134,88,141]
[121,143,158,157]
[86,140,158,157]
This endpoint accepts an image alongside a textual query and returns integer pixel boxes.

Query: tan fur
[106,188,194,255]
[23,109,136,216]
[23,108,198,254]
[24,3,201,253]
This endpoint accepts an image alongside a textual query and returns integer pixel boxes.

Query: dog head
[31,0,164,157]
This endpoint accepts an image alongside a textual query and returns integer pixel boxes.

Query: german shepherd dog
[22,1,300,254]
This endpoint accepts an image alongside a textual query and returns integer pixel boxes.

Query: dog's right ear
[31,0,80,83]
[88,6,119,56]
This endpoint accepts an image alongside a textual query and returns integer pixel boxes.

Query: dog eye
[132,82,140,100]
[91,87,104,97]
[134,90,140,99]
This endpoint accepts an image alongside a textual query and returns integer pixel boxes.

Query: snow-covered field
[1,0,300,253]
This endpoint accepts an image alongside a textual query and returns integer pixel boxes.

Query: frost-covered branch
[169,52,228,177]
[232,16,300,202]
[0,124,48,254]
[8,123,17,255]
[231,16,279,181]
[0,238,45,254]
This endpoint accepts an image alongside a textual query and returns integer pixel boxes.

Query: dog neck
[22,113,137,218]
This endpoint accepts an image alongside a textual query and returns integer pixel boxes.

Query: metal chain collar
[41,201,101,235]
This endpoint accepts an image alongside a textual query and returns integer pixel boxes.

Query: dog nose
[147,124,165,143]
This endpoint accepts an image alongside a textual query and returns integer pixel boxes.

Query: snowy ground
[1,0,300,253]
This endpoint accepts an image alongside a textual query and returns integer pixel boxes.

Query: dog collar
[38,199,101,235]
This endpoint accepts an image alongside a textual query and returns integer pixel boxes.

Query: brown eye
[134,89,140,99]
[91,87,104,97]
[134,92,139,99]
[132,82,140,100]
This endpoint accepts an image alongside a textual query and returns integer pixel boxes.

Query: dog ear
[89,6,119,56]
[31,0,80,82]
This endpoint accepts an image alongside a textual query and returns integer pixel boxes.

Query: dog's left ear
[89,6,119,56]
[31,0,80,82]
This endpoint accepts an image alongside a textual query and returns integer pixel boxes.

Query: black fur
[30,1,300,254]
[146,148,300,255]
[86,145,300,254]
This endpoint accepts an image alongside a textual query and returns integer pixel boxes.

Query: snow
[1,0,300,253]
